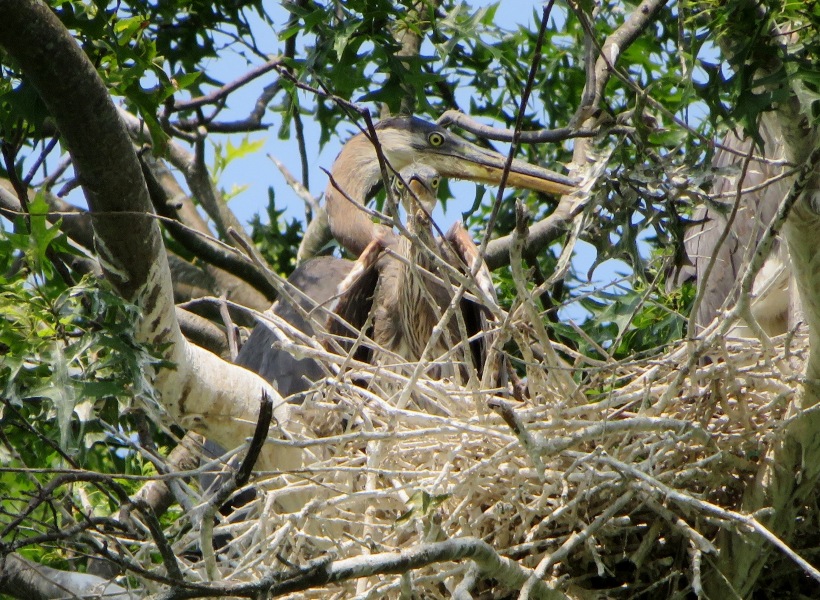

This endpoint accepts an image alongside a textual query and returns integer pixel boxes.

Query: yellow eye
[428,131,445,147]
[431,177,440,189]
[393,177,405,192]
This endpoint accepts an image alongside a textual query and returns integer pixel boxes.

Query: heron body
[235,256,354,397]
[683,113,796,336]
[330,164,498,380]
[373,170,449,364]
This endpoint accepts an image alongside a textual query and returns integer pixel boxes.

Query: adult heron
[236,116,577,396]
[203,116,576,534]
[682,114,796,337]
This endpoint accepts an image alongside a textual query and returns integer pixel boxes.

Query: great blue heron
[321,116,576,258]
[236,116,576,395]
[328,163,499,384]
[202,117,576,524]
[682,114,795,337]
[202,116,576,517]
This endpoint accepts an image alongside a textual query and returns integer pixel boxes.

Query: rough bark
[0,3,303,595]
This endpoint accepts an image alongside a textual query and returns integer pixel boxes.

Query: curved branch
[0,0,299,479]
[570,0,671,118]
[119,110,262,260]
[0,553,131,600]
[437,110,602,143]
[169,56,283,113]
[484,192,591,270]
[176,307,229,357]
[151,537,568,599]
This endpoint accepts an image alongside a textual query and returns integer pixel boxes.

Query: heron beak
[432,139,577,197]
[407,176,437,214]
[407,176,432,197]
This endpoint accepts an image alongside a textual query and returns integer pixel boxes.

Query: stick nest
[183,321,810,599]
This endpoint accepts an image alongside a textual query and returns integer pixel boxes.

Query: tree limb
[0,553,131,600]
[0,0,300,494]
[140,152,278,303]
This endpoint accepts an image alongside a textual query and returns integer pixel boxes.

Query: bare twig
[169,56,283,113]
[268,154,321,217]
[436,110,603,143]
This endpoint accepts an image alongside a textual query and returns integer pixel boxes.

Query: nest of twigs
[172,311,810,599]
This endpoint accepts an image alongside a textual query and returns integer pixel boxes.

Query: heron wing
[235,256,354,397]
[326,240,383,363]
[442,222,501,379]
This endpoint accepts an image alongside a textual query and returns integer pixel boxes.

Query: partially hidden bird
[680,114,796,337]
[202,115,577,537]
[328,163,500,384]
[235,115,577,398]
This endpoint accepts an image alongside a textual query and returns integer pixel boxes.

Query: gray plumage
[683,114,794,335]
[235,257,353,398]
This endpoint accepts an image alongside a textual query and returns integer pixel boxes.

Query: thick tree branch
[118,110,262,262]
[0,553,131,600]
[150,537,567,600]
[437,110,604,143]
[484,191,591,270]
[139,152,271,311]
[0,0,300,496]
[570,0,671,120]
[176,307,230,357]
[700,8,820,597]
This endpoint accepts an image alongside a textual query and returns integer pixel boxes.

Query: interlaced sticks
[160,286,808,599]
[196,164,803,599]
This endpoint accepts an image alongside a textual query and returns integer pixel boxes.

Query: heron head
[392,163,441,217]
[324,116,577,258]
[373,116,576,197]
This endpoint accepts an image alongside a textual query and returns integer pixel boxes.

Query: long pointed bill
[427,137,577,197]
[407,177,437,208]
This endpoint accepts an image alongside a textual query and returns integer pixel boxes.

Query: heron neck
[325,135,393,257]
[406,215,436,266]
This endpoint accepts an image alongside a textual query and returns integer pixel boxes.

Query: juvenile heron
[237,116,576,395]
[329,163,499,380]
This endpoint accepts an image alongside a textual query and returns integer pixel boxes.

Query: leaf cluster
[1,201,167,520]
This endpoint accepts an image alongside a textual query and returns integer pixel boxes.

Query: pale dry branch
[108,264,808,596]
[41,294,811,597]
